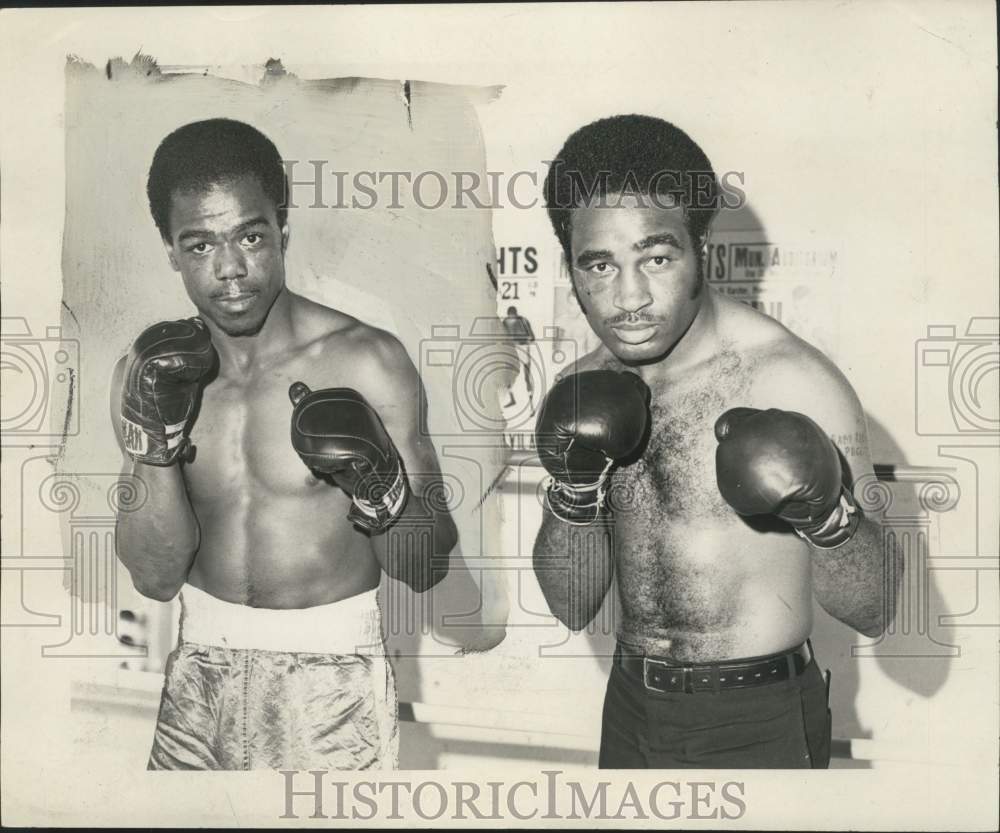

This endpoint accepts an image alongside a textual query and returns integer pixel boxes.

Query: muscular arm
[812,511,889,638]
[532,507,614,632]
[530,348,631,631]
[758,348,901,638]
[810,399,895,639]
[361,335,457,592]
[110,357,199,601]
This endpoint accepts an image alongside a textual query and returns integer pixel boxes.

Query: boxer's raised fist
[120,317,216,466]
[535,370,650,524]
[289,382,409,533]
[714,407,859,548]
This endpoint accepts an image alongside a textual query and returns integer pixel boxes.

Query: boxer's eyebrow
[177,217,270,243]
[575,248,615,267]
[231,217,271,234]
[634,233,683,251]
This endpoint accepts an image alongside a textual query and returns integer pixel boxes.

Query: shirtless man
[532,114,900,769]
[111,118,457,770]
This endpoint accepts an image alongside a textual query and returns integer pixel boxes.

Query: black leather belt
[615,641,813,694]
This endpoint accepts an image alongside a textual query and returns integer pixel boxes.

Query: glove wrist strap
[350,466,410,533]
[121,415,189,466]
[544,459,614,526]
[796,487,861,549]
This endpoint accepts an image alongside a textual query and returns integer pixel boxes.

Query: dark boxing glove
[535,370,650,524]
[714,407,860,549]
[120,317,216,466]
[289,382,409,533]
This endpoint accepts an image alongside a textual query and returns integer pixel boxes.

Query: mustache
[211,284,259,299]
[605,312,661,326]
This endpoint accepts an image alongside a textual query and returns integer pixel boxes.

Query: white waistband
[179,583,384,655]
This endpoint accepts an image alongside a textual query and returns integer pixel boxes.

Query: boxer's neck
[633,285,720,385]
[208,287,296,375]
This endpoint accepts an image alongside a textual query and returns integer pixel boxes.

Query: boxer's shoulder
[291,296,418,415]
[341,322,414,389]
[709,295,862,421]
[289,295,407,367]
[555,344,621,381]
[289,293,357,345]
[744,324,863,425]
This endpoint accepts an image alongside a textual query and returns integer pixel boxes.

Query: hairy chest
[612,351,754,524]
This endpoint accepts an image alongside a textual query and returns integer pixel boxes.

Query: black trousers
[599,654,832,769]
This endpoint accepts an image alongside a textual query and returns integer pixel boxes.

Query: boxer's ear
[695,230,711,286]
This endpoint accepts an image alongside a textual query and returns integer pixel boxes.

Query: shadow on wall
[811,414,955,747]
[384,537,511,771]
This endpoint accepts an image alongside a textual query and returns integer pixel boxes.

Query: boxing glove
[120,317,216,466]
[714,407,860,549]
[289,382,409,533]
[535,370,650,524]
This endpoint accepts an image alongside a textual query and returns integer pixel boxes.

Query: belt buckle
[643,657,685,692]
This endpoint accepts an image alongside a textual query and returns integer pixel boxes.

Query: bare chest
[612,352,754,524]
[184,371,314,503]
[183,348,372,504]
